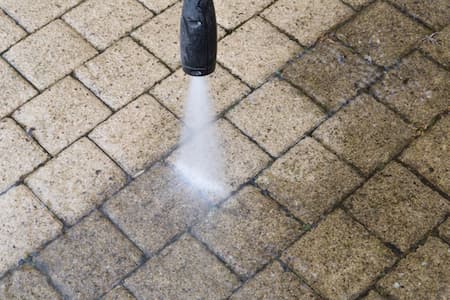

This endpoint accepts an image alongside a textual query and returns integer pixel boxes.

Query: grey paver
[102,286,135,300]
[0,10,26,52]
[215,0,272,30]
[389,0,450,30]
[420,25,450,70]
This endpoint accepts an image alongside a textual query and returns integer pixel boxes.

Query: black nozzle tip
[182,64,216,76]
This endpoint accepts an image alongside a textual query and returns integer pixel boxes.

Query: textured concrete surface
[1,0,448,299]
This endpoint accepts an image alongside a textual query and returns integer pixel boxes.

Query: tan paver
[215,0,272,30]
[0,185,62,276]
[227,78,325,156]
[125,234,239,300]
[257,137,363,224]
[372,52,449,128]
[193,186,302,278]
[337,1,430,66]
[103,286,135,300]
[262,0,353,46]
[345,162,449,252]
[137,0,178,13]
[3,20,97,90]
[26,138,127,225]
[219,17,301,87]
[363,290,386,300]
[341,0,374,10]
[282,209,396,299]
[0,58,37,118]
[63,0,152,50]
[438,218,450,243]
[168,119,271,201]
[75,37,169,110]
[104,163,209,255]
[36,211,142,300]
[0,266,61,299]
[90,94,180,176]
[0,118,48,192]
[13,76,111,155]
[400,115,449,194]
[313,94,415,175]
[152,65,250,118]
[420,25,450,68]
[390,0,450,30]
[378,237,450,299]
[229,261,319,300]
[0,10,26,52]
[0,0,81,32]
[282,39,380,111]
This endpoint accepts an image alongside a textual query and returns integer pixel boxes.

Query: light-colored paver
[90,94,180,176]
[0,118,48,192]
[103,286,135,300]
[378,237,450,299]
[0,10,26,52]
[345,162,449,252]
[26,138,127,225]
[0,185,62,276]
[13,76,111,155]
[75,37,169,110]
[257,137,363,224]
[313,94,415,175]
[227,78,325,156]
[341,0,374,10]
[390,0,450,30]
[215,0,272,30]
[63,0,152,50]
[219,17,301,87]
[282,209,396,299]
[36,211,142,300]
[4,20,97,90]
[0,58,37,119]
[420,25,450,69]
[337,1,430,66]
[262,0,354,46]
[125,234,240,300]
[137,0,178,13]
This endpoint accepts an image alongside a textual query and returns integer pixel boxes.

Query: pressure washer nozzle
[180,0,217,76]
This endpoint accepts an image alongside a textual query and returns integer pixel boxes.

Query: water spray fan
[180,0,217,76]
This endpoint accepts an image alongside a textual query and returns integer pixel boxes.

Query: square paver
[13,76,111,155]
[103,286,135,300]
[193,186,302,278]
[104,163,209,255]
[219,17,301,87]
[345,162,449,252]
[168,119,271,201]
[125,234,240,300]
[215,0,272,30]
[282,39,381,111]
[227,79,325,156]
[63,0,152,50]
[26,138,127,225]
[313,94,415,175]
[0,185,62,276]
[337,1,430,66]
[282,209,396,299]
[400,115,450,194]
[0,118,48,193]
[36,211,142,300]
[420,25,450,68]
[438,218,450,243]
[262,0,353,46]
[0,266,61,299]
[372,52,450,128]
[75,37,169,110]
[257,137,363,224]
[3,20,97,90]
[378,237,450,299]
[390,0,450,30]
[0,0,81,32]
[341,0,374,10]
[229,261,319,299]
[90,94,180,176]
[0,58,37,118]
[0,10,26,52]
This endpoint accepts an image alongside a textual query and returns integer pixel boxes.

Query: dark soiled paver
[345,162,449,252]
[378,237,450,299]
[102,285,136,300]
[438,218,450,243]
[125,234,240,300]
[341,0,374,10]
[282,209,396,299]
[389,0,450,30]
[362,290,386,300]
[420,25,450,68]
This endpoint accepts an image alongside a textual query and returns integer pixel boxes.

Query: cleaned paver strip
[0,10,26,53]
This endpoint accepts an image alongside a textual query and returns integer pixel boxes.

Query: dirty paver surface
[0,0,449,299]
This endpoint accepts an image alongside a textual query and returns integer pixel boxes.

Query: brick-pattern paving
[0,0,448,299]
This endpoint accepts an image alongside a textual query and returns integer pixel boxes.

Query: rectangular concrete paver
[12,76,111,155]
[0,185,62,276]
[0,10,26,52]
[25,138,127,225]
[420,25,450,68]
[4,20,97,90]
[35,211,143,300]
[137,0,177,13]
[362,290,386,300]
[390,0,450,30]
[102,286,135,300]
[215,0,273,30]
[438,218,450,243]
[341,0,374,10]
